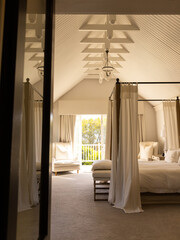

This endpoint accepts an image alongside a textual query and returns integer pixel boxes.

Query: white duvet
[138,160,180,193]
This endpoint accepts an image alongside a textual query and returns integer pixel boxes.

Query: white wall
[53,101,60,142]
[154,103,164,154]
[58,79,115,114]
[144,101,157,142]
[33,80,43,100]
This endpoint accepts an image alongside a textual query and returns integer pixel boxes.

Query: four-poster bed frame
[105,79,180,204]
[109,78,180,102]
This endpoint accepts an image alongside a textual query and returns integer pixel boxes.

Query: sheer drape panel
[59,115,76,155]
[59,115,76,142]
[176,98,180,147]
[163,101,179,150]
[138,114,144,142]
[74,115,82,160]
[18,83,39,211]
[105,100,113,160]
[108,89,119,204]
[108,84,143,213]
[34,101,43,163]
[18,103,30,211]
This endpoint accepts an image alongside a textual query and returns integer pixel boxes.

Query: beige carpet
[51,172,180,240]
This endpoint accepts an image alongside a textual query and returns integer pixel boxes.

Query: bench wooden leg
[77,170,79,174]
[55,172,57,176]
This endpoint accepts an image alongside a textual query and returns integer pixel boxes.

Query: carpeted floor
[51,172,180,240]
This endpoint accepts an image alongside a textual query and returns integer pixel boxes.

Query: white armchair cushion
[54,160,80,167]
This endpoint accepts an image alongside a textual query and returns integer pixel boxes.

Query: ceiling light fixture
[37,63,44,78]
[99,49,114,84]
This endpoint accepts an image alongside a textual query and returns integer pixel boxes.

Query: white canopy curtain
[108,82,143,213]
[163,101,179,151]
[18,82,39,212]
[105,99,113,160]
[34,101,43,164]
[59,115,76,154]
[138,114,145,143]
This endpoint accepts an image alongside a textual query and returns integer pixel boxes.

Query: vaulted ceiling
[23,14,180,105]
[54,15,180,104]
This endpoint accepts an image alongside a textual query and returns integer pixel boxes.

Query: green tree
[82,118,101,144]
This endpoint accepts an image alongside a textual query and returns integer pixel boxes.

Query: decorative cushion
[139,142,158,156]
[165,149,180,163]
[140,144,153,160]
[91,159,112,171]
[54,142,73,160]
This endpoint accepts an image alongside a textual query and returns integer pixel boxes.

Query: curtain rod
[109,79,180,100]
[25,78,43,99]
[116,78,180,85]
[110,99,177,102]
[138,99,177,102]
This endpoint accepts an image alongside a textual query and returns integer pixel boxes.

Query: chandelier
[37,62,44,78]
[99,49,114,84]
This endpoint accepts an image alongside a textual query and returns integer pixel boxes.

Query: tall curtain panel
[59,115,76,153]
[138,114,145,142]
[105,100,113,160]
[176,98,180,147]
[18,83,39,211]
[108,83,143,213]
[163,101,179,150]
[34,101,43,163]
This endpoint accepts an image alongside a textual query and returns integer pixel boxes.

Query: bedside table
[152,155,165,161]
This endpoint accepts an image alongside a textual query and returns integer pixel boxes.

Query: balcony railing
[82,144,105,164]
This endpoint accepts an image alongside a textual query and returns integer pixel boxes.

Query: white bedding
[139,160,180,193]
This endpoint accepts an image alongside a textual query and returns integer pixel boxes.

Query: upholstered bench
[91,160,112,201]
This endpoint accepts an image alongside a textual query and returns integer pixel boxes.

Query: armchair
[52,142,80,175]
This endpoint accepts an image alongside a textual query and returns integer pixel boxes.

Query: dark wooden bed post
[176,96,180,147]
[116,78,120,147]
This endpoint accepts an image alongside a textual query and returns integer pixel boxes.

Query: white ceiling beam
[80,37,133,44]
[83,55,125,61]
[85,69,119,74]
[25,44,43,52]
[82,47,129,53]
[26,23,45,29]
[25,48,43,53]
[83,77,116,81]
[79,24,139,31]
[29,54,44,61]
[34,61,44,68]
[83,62,122,68]
[25,37,42,42]
[83,63,102,68]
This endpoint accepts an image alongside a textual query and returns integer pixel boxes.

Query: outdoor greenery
[82,117,102,165]
[82,145,101,165]
[82,118,101,144]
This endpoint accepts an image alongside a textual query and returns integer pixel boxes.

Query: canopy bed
[92,78,180,213]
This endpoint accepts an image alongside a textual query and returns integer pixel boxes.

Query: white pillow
[91,160,112,171]
[165,149,180,163]
[139,142,158,155]
[140,144,153,160]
